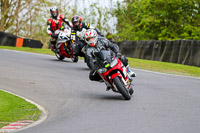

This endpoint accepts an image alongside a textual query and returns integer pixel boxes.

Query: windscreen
[94,50,115,68]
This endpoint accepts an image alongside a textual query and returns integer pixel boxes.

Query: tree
[0,0,28,32]
[0,0,117,48]
[0,0,49,36]
[114,0,200,41]
[78,1,114,35]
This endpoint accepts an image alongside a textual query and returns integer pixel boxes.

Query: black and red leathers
[71,15,104,58]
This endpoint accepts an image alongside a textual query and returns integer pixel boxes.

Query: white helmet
[50,6,58,19]
[85,29,98,47]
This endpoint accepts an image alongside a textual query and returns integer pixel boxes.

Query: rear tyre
[113,76,131,100]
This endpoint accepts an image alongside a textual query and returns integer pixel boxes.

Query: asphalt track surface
[0,49,200,133]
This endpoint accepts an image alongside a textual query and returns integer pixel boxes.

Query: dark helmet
[50,6,58,19]
[72,15,82,30]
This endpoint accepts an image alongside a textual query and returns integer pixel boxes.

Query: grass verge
[0,46,53,55]
[128,58,200,77]
[0,90,41,128]
[0,46,200,78]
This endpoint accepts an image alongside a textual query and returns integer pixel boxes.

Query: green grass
[0,46,200,78]
[0,46,53,55]
[128,58,200,77]
[0,90,41,128]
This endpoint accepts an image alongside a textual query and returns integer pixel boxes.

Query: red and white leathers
[47,14,72,36]
[47,14,73,51]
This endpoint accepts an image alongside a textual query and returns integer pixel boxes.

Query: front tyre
[55,52,65,60]
[113,76,131,100]
[68,43,78,62]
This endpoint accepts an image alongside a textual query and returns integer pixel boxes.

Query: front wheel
[113,76,131,100]
[68,43,78,62]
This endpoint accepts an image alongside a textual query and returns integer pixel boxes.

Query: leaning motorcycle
[94,50,134,100]
[51,25,78,62]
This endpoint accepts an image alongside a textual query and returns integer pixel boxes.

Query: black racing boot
[106,86,111,91]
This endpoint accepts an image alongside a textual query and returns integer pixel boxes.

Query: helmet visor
[86,37,97,47]
[52,11,58,16]
[86,37,94,42]
[74,22,79,25]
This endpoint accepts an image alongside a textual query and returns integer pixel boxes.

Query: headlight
[97,68,107,73]
[61,36,67,39]
[110,58,118,68]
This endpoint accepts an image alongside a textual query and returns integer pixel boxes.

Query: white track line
[132,68,200,80]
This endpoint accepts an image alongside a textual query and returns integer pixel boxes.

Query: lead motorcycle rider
[84,29,136,90]
[71,15,104,60]
[47,6,72,51]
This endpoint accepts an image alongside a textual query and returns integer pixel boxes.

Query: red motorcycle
[51,25,78,62]
[94,50,134,100]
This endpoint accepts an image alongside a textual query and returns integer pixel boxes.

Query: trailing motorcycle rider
[71,15,104,60]
[47,6,72,52]
[84,29,136,90]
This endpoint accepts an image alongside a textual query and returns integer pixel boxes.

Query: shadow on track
[81,90,126,101]
[47,58,77,63]
[76,67,90,71]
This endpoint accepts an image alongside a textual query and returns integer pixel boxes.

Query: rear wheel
[68,43,78,62]
[113,76,131,100]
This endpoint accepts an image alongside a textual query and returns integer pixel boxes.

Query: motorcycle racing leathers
[85,37,130,81]
[71,22,104,58]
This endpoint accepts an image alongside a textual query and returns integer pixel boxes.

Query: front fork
[111,71,132,93]
[64,42,70,55]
